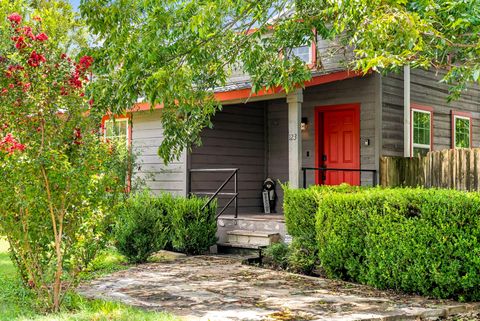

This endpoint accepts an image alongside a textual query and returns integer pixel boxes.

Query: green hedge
[114,191,217,263]
[283,184,361,274]
[317,188,480,300]
[114,191,173,263]
[171,197,217,255]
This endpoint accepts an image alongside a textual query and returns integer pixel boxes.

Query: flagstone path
[78,255,480,321]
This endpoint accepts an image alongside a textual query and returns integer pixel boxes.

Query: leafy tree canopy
[0,0,88,55]
[79,0,480,163]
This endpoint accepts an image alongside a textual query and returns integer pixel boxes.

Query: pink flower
[23,26,35,40]
[8,84,14,89]
[14,36,27,50]
[35,33,48,42]
[27,51,46,67]
[78,56,94,70]
[33,16,42,22]
[7,13,22,25]
[69,71,83,89]
[0,133,25,155]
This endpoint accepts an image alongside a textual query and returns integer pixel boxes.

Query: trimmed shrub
[283,184,361,274]
[114,192,218,261]
[317,188,480,300]
[284,184,363,239]
[114,191,174,263]
[171,197,217,255]
[283,185,320,240]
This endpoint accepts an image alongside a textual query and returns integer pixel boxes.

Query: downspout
[404,65,411,157]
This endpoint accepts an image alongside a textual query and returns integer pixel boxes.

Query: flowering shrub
[0,13,128,311]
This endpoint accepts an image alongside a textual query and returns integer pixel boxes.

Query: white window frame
[411,108,432,156]
[453,114,471,149]
[291,45,313,64]
[287,30,317,67]
[104,118,130,146]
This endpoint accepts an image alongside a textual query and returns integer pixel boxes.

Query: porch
[188,74,380,215]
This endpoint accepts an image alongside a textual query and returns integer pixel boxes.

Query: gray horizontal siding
[266,99,288,211]
[382,72,404,156]
[382,69,480,156]
[190,103,267,214]
[132,110,187,196]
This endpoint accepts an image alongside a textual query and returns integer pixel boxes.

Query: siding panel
[190,103,267,214]
[132,110,187,196]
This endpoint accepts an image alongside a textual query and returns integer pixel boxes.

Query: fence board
[380,148,480,191]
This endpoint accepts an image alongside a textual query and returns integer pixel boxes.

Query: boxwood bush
[283,184,361,274]
[114,191,217,263]
[171,197,217,255]
[317,188,480,300]
[114,191,173,263]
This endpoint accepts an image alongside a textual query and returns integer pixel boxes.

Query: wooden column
[287,89,303,188]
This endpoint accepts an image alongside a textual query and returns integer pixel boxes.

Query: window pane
[291,46,310,63]
[413,111,430,145]
[455,117,470,148]
[105,119,128,140]
[105,121,114,137]
[118,121,127,137]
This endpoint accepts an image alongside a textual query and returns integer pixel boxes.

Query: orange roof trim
[130,70,364,112]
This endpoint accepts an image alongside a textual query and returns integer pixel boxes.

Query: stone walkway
[78,255,480,321]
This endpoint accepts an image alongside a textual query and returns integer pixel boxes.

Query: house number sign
[288,133,297,141]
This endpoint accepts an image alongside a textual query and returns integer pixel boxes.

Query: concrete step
[226,230,281,247]
[216,216,286,244]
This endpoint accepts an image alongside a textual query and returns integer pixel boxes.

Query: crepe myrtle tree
[0,13,128,311]
[80,0,480,163]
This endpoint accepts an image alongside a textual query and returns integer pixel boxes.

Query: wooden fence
[380,149,480,191]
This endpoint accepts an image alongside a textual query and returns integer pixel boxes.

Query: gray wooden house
[104,37,480,248]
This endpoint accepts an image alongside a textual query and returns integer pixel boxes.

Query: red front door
[315,104,360,185]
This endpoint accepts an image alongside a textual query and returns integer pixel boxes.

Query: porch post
[287,88,303,188]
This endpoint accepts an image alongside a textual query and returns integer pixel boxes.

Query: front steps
[216,214,286,253]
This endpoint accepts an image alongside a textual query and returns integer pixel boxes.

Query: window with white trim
[291,45,312,64]
[288,34,315,64]
[104,118,129,146]
[412,109,432,157]
[453,115,471,148]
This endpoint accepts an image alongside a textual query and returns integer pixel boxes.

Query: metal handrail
[188,168,238,219]
[302,167,378,188]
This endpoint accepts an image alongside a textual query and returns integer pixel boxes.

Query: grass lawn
[0,238,180,321]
